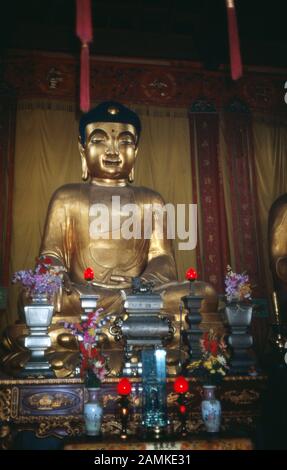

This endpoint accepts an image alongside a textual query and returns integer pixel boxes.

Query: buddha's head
[78,101,141,184]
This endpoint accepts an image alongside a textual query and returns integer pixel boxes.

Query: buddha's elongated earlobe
[128,167,134,183]
[81,158,88,181]
[78,137,89,181]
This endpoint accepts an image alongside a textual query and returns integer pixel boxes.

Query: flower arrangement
[186,330,229,385]
[224,265,252,303]
[63,308,108,387]
[12,256,63,298]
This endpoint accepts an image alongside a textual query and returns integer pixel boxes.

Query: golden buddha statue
[269,193,287,319]
[1,102,219,377]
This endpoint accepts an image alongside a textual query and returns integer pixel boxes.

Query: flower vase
[23,293,54,375]
[225,302,254,372]
[201,385,221,433]
[84,386,103,436]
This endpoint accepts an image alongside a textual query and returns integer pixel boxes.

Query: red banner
[223,106,263,296]
[189,108,229,293]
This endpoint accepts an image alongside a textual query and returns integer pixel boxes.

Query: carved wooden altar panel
[0,378,85,448]
[0,375,266,448]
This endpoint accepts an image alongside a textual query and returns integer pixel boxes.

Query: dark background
[1,0,287,68]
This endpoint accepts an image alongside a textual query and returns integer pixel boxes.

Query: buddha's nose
[105,140,119,156]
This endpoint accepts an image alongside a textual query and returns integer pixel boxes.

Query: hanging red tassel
[80,45,90,112]
[226,0,242,80]
[76,0,93,112]
[76,0,92,43]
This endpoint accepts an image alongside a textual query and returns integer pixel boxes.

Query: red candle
[84,267,94,281]
[173,376,189,394]
[179,404,187,415]
[185,267,198,281]
[117,378,132,396]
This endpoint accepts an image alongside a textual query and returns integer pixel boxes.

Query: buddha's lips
[103,158,122,166]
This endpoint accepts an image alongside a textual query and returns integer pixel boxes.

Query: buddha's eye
[119,140,134,146]
[91,137,106,144]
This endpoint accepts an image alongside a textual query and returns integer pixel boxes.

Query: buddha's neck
[90,177,128,187]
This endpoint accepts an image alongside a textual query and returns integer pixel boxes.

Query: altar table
[0,375,266,449]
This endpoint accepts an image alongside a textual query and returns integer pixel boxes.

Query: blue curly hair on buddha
[79,101,141,145]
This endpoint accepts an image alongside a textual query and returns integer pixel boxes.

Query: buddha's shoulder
[131,186,166,204]
[269,193,287,222]
[49,183,87,202]
[270,193,287,210]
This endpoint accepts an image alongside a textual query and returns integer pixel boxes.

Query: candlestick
[272,291,280,324]
[271,291,285,351]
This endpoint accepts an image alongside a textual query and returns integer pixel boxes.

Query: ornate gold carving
[19,387,84,414]
[102,413,142,436]
[101,393,118,408]
[221,413,255,431]
[15,416,84,438]
[25,392,79,411]
[167,391,195,405]
[101,418,121,435]
[0,388,11,420]
[223,375,266,382]
[0,377,82,385]
[11,386,19,418]
[222,389,259,405]
[46,67,63,90]
[0,423,13,450]
[141,72,177,100]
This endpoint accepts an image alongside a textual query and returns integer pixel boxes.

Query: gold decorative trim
[0,423,13,450]
[25,391,81,412]
[0,388,12,420]
[14,416,84,439]
[167,391,195,405]
[11,386,19,418]
[222,375,267,382]
[222,389,259,405]
[0,375,267,386]
[94,375,267,384]
[0,378,83,385]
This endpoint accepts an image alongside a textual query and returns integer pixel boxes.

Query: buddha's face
[79,122,138,181]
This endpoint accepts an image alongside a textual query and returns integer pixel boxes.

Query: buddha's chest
[74,186,148,269]
[87,186,143,240]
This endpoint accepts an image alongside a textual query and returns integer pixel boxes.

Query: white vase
[201,385,221,433]
[84,388,103,436]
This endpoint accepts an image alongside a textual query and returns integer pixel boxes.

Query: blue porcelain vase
[201,385,221,433]
[84,387,103,436]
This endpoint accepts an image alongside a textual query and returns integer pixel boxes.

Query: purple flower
[13,267,62,297]
[225,265,252,302]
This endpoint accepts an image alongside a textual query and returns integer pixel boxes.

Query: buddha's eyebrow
[118,131,136,140]
[89,129,108,139]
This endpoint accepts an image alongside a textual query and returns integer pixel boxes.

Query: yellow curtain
[9,102,81,323]
[8,101,195,324]
[135,106,196,281]
[253,115,287,295]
